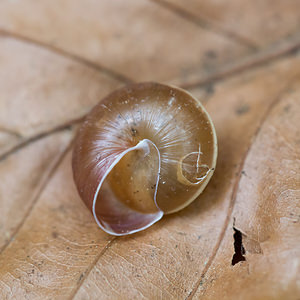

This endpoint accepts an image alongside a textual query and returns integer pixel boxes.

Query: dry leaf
[160,0,300,47]
[0,0,250,84]
[193,83,300,300]
[0,1,299,299]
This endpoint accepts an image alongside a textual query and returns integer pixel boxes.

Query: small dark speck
[133,190,139,194]
[131,127,138,136]
[38,260,44,266]
[205,84,215,95]
[31,269,35,274]
[150,184,156,189]
[186,251,193,261]
[52,231,58,238]
[283,104,291,113]
[187,291,193,298]
[79,273,84,281]
[241,170,247,176]
[236,104,250,115]
[198,235,202,240]
[177,232,187,236]
[205,50,217,59]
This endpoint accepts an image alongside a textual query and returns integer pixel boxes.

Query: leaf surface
[0,1,299,299]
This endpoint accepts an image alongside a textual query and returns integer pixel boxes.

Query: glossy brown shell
[72,82,217,235]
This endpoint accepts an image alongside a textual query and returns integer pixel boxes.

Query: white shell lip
[92,139,163,236]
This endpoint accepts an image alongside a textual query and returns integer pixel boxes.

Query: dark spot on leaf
[205,50,217,59]
[52,231,58,238]
[232,227,246,266]
[78,273,84,281]
[236,104,250,115]
[150,184,156,189]
[283,104,291,113]
[205,84,215,95]
[177,231,187,236]
[186,251,193,261]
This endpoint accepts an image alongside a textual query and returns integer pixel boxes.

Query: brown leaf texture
[156,0,300,47]
[192,83,300,300]
[0,1,300,299]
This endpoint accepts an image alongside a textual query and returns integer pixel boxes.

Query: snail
[72,82,217,235]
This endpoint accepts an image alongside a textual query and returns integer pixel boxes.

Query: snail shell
[72,82,217,235]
